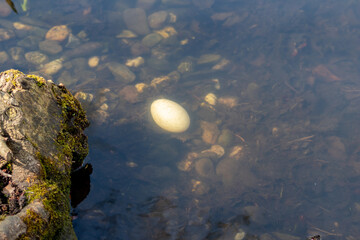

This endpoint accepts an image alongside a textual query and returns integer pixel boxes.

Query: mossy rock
[0,69,89,239]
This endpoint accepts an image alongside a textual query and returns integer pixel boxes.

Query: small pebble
[45,25,70,41]
[88,56,99,68]
[126,56,144,67]
[204,93,217,106]
[0,51,9,64]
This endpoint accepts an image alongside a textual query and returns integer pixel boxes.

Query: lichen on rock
[0,69,89,239]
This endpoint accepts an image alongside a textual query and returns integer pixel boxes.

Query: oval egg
[150,98,190,133]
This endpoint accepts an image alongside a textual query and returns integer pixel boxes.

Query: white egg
[150,99,190,133]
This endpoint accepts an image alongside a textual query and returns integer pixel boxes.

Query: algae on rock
[0,69,89,239]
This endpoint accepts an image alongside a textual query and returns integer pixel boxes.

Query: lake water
[1,0,360,239]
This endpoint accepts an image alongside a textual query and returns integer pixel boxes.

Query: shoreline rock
[0,69,89,239]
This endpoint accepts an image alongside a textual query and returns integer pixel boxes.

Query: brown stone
[119,85,139,103]
[0,1,11,17]
[45,25,70,41]
[200,121,220,144]
[0,28,14,41]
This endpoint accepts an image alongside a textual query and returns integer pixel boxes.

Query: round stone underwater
[150,98,190,133]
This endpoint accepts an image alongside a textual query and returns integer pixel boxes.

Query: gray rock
[217,129,233,147]
[39,40,63,55]
[216,156,258,189]
[148,11,169,29]
[17,35,42,49]
[147,57,172,71]
[0,215,27,239]
[195,158,214,178]
[107,62,136,83]
[123,8,150,35]
[142,32,163,48]
[25,51,49,65]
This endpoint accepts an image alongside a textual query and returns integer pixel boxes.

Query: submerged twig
[287,135,315,144]
[235,133,246,143]
[308,223,342,237]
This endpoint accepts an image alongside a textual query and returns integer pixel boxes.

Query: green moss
[19,182,71,240]
[1,70,48,94]
[53,86,89,170]
[18,76,89,239]
[3,69,23,81]
[2,69,23,90]
[18,209,47,240]
[26,74,46,87]
[36,152,71,190]
[19,150,74,239]
[2,70,46,90]
[11,80,17,87]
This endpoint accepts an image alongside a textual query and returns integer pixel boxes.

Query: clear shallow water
[1,0,360,239]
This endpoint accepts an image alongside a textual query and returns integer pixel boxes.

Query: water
[1,0,360,239]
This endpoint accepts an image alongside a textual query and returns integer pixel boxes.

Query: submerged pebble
[204,93,217,106]
[0,28,14,41]
[177,58,194,74]
[201,145,225,159]
[191,179,209,195]
[88,56,99,68]
[135,83,148,93]
[197,54,221,64]
[25,51,48,65]
[200,121,220,144]
[9,47,24,61]
[195,158,214,178]
[40,58,63,75]
[107,62,136,83]
[123,8,150,35]
[217,129,233,147]
[142,33,163,48]
[148,11,169,29]
[126,56,144,68]
[39,40,63,54]
[116,30,137,39]
[13,22,33,30]
[45,25,70,41]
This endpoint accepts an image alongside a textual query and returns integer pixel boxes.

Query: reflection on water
[1,0,360,239]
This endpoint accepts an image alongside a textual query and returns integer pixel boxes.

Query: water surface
[1,0,360,239]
